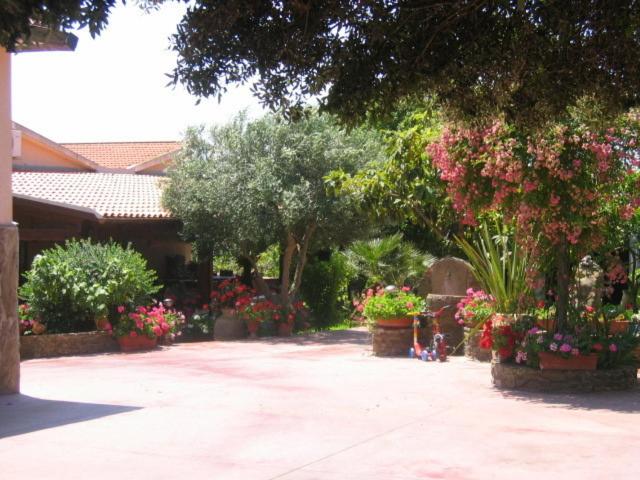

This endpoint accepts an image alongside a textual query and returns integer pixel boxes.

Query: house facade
[10,122,192,285]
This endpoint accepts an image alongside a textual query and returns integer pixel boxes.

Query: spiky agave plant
[455,218,534,314]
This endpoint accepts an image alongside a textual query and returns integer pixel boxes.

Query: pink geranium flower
[117,305,125,314]
[609,343,618,353]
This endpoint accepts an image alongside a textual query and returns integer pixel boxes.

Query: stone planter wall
[20,331,118,360]
[372,327,429,357]
[491,362,638,392]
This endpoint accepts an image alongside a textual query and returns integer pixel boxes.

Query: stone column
[0,48,20,394]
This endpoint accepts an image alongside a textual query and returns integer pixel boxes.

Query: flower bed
[20,331,118,360]
[491,362,638,392]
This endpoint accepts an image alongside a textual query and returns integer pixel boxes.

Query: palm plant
[344,233,436,287]
[455,218,534,314]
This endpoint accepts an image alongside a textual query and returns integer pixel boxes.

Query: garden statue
[574,256,604,310]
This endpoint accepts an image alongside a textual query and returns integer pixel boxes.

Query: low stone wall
[21,331,118,360]
[492,362,638,392]
[372,327,429,357]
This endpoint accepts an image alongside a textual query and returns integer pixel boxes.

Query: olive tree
[163,112,384,307]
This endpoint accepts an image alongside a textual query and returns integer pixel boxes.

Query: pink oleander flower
[559,343,572,353]
[117,305,125,314]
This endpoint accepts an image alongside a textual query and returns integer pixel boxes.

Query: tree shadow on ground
[0,394,140,439]
[498,386,640,413]
[248,328,372,347]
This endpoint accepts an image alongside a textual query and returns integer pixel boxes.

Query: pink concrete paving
[1,328,639,479]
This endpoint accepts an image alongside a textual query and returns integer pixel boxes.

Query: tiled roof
[61,141,181,170]
[12,172,171,219]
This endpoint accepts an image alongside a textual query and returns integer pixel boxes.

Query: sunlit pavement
[1,328,639,479]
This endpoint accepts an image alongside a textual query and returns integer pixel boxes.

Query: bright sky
[10,2,265,143]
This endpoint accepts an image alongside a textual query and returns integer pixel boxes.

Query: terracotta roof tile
[60,141,181,170]
[12,172,171,219]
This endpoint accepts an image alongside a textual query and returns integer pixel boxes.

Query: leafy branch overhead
[168,1,640,127]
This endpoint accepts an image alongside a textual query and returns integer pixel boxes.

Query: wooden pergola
[0,27,78,394]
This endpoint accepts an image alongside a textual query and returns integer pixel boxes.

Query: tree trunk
[279,233,297,307]
[247,257,272,299]
[555,238,570,332]
[291,224,316,299]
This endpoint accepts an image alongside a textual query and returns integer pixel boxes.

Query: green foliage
[19,239,160,333]
[327,100,460,256]
[169,1,640,128]
[0,0,118,51]
[300,253,351,329]
[363,289,425,322]
[455,219,534,314]
[344,234,435,287]
[257,244,281,278]
[163,111,383,304]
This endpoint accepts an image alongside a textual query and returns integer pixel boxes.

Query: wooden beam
[19,227,79,242]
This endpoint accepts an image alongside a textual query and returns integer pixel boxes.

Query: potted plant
[455,289,495,361]
[113,304,182,352]
[238,296,272,338]
[363,286,425,328]
[210,278,253,340]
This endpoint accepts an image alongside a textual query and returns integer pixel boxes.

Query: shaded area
[248,328,371,347]
[0,394,140,438]
[499,386,640,413]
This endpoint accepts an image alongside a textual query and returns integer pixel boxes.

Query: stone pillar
[0,48,20,394]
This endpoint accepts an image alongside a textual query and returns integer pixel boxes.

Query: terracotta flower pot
[375,317,413,328]
[278,322,293,337]
[609,320,630,334]
[538,351,598,370]
[117,334,157,352]
[246,319,259,339]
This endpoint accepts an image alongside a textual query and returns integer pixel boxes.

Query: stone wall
[372,327,429,357]
[492,362,638,392]
[0,224,20,393]
[20,331,118,360]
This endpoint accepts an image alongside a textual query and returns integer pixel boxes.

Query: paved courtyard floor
[1,328,639,479]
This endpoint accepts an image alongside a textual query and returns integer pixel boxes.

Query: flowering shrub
[239,297,309,328]
[113,304,185,340]
[362,286,425,322]
[210,278,251,309]
[455,289,495,328]
[427,114,640,329]
[18,303,46,335]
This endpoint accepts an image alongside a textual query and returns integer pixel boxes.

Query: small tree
[427,112,640,330]
[163,112,384,309]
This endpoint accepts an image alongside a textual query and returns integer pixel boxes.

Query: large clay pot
[117,334,157,352]
[375,317,413,328]
[277,322,293,337]
[538,352,598,371]
[246,319,260,339]
[214,308,247,340]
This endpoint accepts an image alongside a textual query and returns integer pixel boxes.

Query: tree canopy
[0,0,119,50]
[163,111,384,305]
[170,1,640,128]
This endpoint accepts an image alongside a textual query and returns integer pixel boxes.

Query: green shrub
[20,239,160,333]
[344,234,435,287]
[300,252,351,329]
[363,288,425,322]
